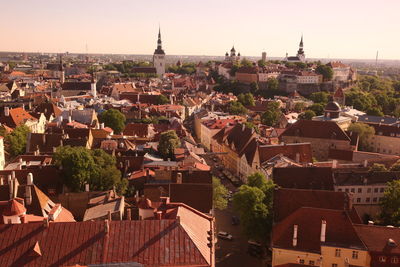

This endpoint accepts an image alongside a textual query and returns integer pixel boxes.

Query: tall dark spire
[59,54,64,71]
[154,26,165,55]
[299,35,304,48]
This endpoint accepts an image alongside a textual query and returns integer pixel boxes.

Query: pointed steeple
[154,26,165,55]
[299,34,304,48]
[59,54,64,71]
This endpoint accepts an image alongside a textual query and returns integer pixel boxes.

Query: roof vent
[388,238,397,247]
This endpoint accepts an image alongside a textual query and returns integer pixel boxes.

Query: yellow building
[272,207,368,267]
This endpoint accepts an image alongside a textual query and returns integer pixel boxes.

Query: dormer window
[379,256,386,262]
[392,257,399,263]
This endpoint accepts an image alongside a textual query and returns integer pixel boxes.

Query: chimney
[27,173,33,185]
[100,123,105,129]
[332,160,337,168]
[107,211,112,221]
[4,107,9,117]
[43,218,49,228]
[21,215,27,224]
[104,220,110,233]
[176,172,182,184]
[68,115,72,123]
[85,183,90,192]
[0,177,3,185]
[126,208,132,221]
[320,220,327,242]
[363,160,368,168]
[293,225,298,247]
[155,211,162,220]
[160,197,170,205]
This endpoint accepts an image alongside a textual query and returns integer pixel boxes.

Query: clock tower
[153,27,166,76]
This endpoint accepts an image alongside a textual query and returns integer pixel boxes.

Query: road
[202,154,264,267]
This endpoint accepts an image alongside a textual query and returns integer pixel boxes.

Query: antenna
[375,50,379,68]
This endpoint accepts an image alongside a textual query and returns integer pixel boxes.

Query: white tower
[262,52,267,62]
[91,74,97,98]
[153,27,166,77]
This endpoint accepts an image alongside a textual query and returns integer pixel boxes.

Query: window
[338,188,342,192]
[357,198,361,203]
[380,188,384,193]
[374,188,379,193]
[335,249,341,257]
[352,251,358,259]
[373,197,377,202]
[392,257,399,263]
[366,197,370,203]
[345,188,349,193]
[299,259,305,264]
[358,188,362,193]
[367,188,372,193]
[309,260,315,266]
[379,256,386,262]
[332,264,338,267]
[351,188,355,193]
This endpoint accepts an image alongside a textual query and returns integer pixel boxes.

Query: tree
[233,172,275,243]
[309,91,329,104]
[237,93,255,106]
[99,109,126,134]
[308,103,325,116]
[241,58,253,67]
[369,163,387,172]
[315,65,333,81]
[228,101,247,115]
[243,121,259,133]
[390,160,400,171]
[156,94,170,105]
[266,78,279,90]
[213,177,228,210]
[299,110,316,120]
[157,130,180,159]
[366,107,384,116]
[261,101,282,126]
[348,123,375,151]
[293,102,306,113]
[380,180,400,226]
[257,59,266,67]
[53,146,127,193]
[5,125,30,157]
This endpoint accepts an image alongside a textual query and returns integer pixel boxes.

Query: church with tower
[224,46,241,63]
[153,27,166,76]
[285,35,306,63]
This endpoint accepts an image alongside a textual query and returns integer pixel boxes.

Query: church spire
[154,26,165,55]
[299,34,304,48]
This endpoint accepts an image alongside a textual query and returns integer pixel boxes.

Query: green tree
[156,94,170,105]
[53,146,127,193]
[299,110,316,120]
[369,163,388,172]
[157,130,180,159]
[99,109,126,134]
[348,123,375,151]
[366,107,384,116]
[315,65,333,81]
[309,91,329,104]
[293,102,306,113]
[243,122,259,134]
[213,177,228,210]
[233,172,275,243]
[228,101,247,115]
[261,101,282,126]
[308,103,325,116]
[237,93,255,106]
[266,78,279,90]
[257,59,266,67]
[390,160,400,171]
[241,58,253,67]
[380,180,400,226]
[5,125,30,157]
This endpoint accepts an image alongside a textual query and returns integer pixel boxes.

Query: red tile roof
[354,224,400,253]
[0,220,211,266]
[281,120,351,141]
[272,207,365,253]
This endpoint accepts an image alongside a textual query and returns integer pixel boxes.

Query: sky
[1,0,400,60]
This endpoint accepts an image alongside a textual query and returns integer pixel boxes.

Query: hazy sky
[1,0,400,59]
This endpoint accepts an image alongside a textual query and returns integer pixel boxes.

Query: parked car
[217,231,233,241]
[247,240,265,258]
